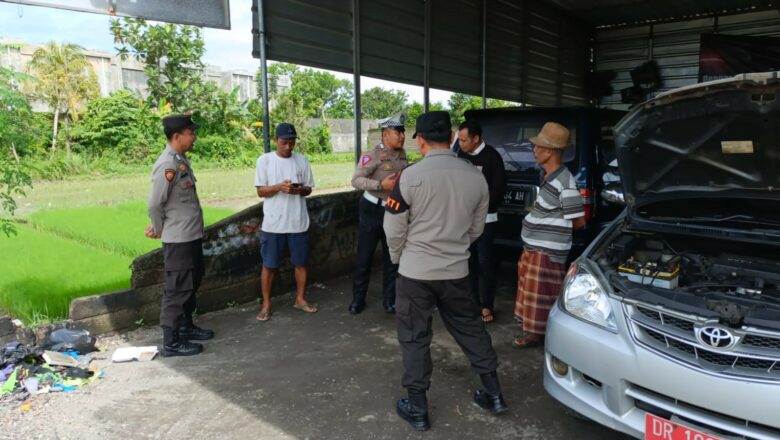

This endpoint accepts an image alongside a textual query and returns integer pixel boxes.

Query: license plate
[645,414,722,440]
[504,190,525,203]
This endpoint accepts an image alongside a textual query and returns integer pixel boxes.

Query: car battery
[618,255,681,289]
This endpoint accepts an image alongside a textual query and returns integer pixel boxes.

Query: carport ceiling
[547,0,779,28]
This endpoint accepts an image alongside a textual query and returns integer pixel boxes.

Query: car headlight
[562,263,618,332]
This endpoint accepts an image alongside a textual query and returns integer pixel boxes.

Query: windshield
[488,122,577,172]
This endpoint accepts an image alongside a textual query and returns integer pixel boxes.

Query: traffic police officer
[349,112,408,314]
[146,114,214,357]
[384,111,508,431]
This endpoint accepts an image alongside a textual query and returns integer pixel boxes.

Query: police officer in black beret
[384,111,508,431]
[145,114,214,357]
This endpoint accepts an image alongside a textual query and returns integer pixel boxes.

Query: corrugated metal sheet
[595,9,780,109]
[548,0,777,28]
[259,0,590,106]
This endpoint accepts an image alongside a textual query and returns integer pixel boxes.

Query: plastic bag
[44,329,96,354]
[0,342,43,368]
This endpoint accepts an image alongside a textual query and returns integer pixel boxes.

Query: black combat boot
[474,371,508,414]
[178,314,214,341]
[396,389,430,431]
[348,297,366,314]
[160,327,203,357]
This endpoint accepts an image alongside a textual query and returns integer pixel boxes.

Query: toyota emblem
[695,326,738,350]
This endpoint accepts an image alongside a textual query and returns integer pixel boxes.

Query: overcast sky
[0,0,453,105]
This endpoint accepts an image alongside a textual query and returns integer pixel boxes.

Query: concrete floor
[1,270,633,440]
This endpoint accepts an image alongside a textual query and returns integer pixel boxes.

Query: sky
[0,0,453,104]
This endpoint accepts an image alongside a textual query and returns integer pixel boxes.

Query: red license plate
[645,414,721,440]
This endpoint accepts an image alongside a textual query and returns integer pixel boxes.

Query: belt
[363,192,386,207]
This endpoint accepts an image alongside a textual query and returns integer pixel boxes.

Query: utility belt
[363,191,386,207]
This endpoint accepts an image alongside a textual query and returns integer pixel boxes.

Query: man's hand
[572,216,587,230]
[381,173,398,191]
[278,179,293,194]
[144,224,161,239]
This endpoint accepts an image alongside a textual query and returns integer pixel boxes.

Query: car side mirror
[601,182,625,206]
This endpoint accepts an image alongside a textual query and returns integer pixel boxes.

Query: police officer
[384,111,507,431]
[145,114,214,357]
[349,112,408,314]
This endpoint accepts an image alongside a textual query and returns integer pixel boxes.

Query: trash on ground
[0,339,104,405]
[44,328,97,354]
[42,351,80,367]
[111,346,158,363]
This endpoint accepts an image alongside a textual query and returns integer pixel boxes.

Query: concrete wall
[68,191,362,335]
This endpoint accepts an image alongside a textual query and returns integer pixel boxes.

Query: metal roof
[547,0,779,28]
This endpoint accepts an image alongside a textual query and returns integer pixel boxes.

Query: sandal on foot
[256,310,272,321]
[512,334,544,349]
[293,302,318,313]
[481,308,495,324]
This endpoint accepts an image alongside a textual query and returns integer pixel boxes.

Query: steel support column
[353,0,362,163]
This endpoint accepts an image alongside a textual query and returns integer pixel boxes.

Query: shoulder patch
[385,173,410,215]
[165,169,176,182]
[360,154,373,167]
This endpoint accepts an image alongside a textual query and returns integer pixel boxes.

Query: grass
[0,225,132,325]
[1,202,235,325]
[28,201,234,257]
[16,162,355,216]
[4,158,356,325]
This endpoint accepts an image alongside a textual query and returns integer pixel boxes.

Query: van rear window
[488,122,577,171]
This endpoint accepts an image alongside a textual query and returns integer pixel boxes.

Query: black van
[461,107,627,261]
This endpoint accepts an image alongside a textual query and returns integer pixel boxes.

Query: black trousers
[396,274,499,391]
[160,239,204,329]
[352,197,398,306]
[468,222,498,311]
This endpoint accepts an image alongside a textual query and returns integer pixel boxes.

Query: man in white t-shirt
[254,122,318,322]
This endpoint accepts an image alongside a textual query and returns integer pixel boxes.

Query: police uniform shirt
[148,145,204,243]
[351,144,408,200]
[383,149,489,280]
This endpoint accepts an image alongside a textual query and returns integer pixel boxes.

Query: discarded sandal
[293,302,318,313]
[256,310,272,322]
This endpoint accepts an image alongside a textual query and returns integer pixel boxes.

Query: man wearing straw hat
[513,121,586,349]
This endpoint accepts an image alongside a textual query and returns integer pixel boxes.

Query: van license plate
[504,190,525,203]
[645,414,721,440]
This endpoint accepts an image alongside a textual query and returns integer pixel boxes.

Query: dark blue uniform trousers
[352,197,398,307]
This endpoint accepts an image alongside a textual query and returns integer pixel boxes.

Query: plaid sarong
[514,250,566,335]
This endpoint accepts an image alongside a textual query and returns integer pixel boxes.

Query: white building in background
[0,38,258,109]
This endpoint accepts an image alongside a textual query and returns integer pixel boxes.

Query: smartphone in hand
[291,182,302,188]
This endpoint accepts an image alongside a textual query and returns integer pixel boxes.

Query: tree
[111,18,206,111]
[68,89,163,161]
[405,101,446,128]
[260,63,353,122]
[360,87,408,119]
[0,66,33,236]
[447,93,515,125]
[27,42,99,155]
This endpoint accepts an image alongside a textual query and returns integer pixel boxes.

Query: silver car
[544,72,780,440]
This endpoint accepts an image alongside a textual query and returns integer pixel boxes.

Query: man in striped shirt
[514,122,586,349]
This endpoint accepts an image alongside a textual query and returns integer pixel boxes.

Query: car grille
[625,302,780,382]
[627,384,780,440]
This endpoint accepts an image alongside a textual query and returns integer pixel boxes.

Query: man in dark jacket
[456,120,506,323]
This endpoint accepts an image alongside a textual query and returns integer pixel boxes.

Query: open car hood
[614,72,780,210]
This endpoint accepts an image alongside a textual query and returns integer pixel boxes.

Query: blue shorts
[260,231,310,269]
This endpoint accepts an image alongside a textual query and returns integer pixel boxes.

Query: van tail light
[580,188,593,222]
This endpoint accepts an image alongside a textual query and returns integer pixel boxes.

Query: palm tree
[27,42,99,154]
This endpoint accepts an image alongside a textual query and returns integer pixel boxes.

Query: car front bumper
[543,301,780,440]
